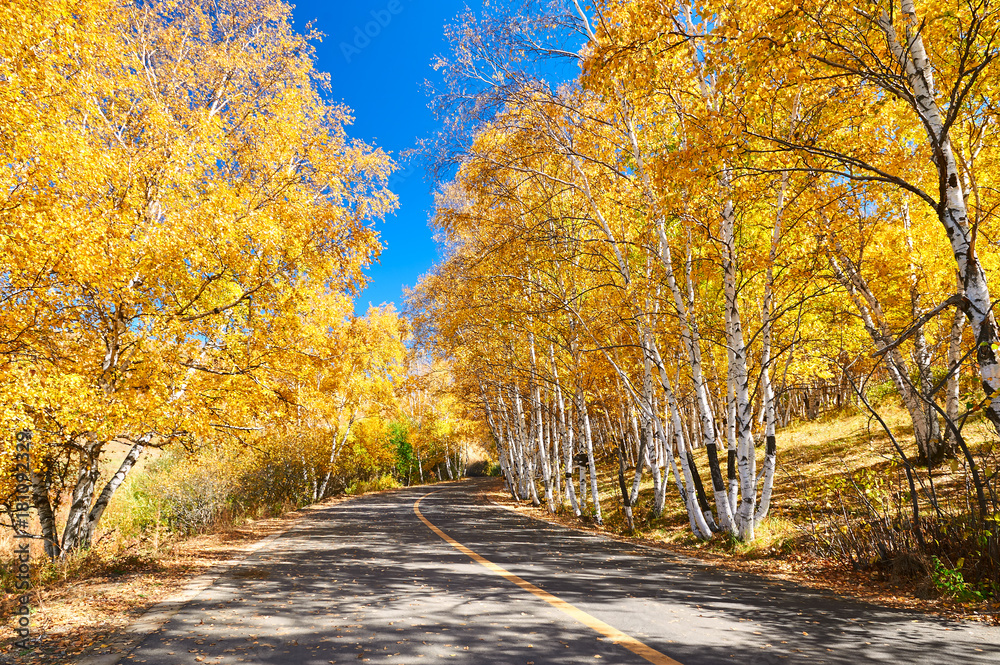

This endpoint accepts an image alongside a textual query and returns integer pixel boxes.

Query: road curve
[117,479,999,665]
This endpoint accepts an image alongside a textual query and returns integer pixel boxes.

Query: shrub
[866,379,898,406]
[101,457,171,540]
[930,556,985,603]
[158,453,234,535]
[345,474,400,496]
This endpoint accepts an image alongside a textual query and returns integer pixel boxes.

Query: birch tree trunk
[512,389,540,505]
[548,402,562,510]
[718,179,758,541]
[903,202,947,464]
[79,438,147,549]
[30,463,61,558]
[577,387,603,524]
[653,350,712,539]
[660,232,729,533]
[824,231,942,462]
[552,348,581,516]
[865,3,1000,434]
[529,328,556,512]
[318,413,357,500]
[60,441,103,555]
[945,274,968,447]
[652,409,672,516]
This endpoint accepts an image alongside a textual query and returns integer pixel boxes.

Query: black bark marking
[706,442,726,493]
[686,450,713,520]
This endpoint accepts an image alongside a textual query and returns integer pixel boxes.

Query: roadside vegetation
[0,404,486,658]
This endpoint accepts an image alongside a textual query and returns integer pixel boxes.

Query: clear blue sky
[290,0,482,316]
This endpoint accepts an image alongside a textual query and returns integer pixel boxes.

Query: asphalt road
[118,479,1000,665]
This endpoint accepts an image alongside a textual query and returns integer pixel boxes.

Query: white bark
[650,342,712,538]
[552,346,581,516]
[81,437,147,549]
[945,273,968,440]
[756,170,788,527]
[577,388,603,524]
[721,193,757,540]
[875,2,1000,433]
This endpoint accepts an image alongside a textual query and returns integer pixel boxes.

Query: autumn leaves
[410,0,1000,540]
[1,0,404,554]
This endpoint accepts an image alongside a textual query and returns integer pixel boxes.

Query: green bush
[101,456,173,540]
[392,422,416,484]
[930,556,985,602]
[866,379,898,406]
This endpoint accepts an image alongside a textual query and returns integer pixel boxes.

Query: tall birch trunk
[825,233,941,462]
[318,413,356,500]
[875,2,1000,435]
[724,293,740,519]
[529,328,556,512]
[577,387,603,524]
[31,463,61,558]
[552,347,581,516]
[60,442,102,555]
[755,175,788,526]
[79,438,147,549]
[945,273,967,446]
[513,389,540,506]
[651,408,671,515]
[651,346,712,538]
[903,201,946,464]
[721,193,758,540]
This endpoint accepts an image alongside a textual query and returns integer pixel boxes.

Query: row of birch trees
[409,0,1000,541]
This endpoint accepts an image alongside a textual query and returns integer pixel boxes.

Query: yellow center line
[413,491,684,665]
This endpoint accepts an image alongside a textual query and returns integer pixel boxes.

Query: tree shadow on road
[114,481,997,665]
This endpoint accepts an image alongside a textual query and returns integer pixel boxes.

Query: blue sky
[290,0,482,316]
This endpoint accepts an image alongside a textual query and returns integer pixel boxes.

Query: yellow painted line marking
[413,491,684,665]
